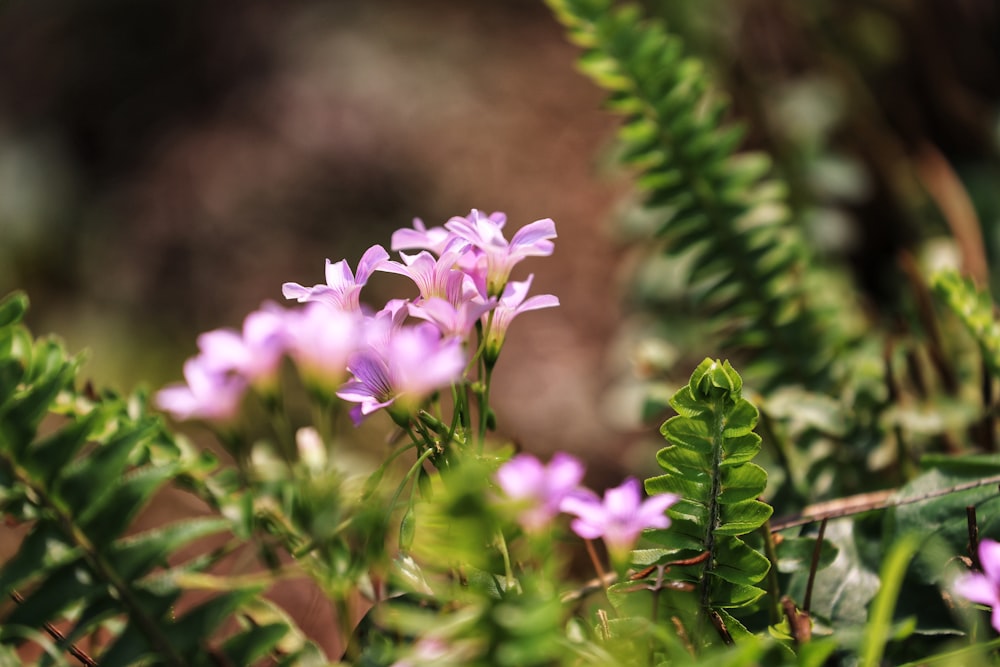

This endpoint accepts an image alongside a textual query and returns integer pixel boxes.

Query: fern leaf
[546,0,852,389]
[644,359,772,637]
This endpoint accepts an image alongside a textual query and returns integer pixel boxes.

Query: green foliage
[931,270,1000,378]
[545,0,854,390]
[0,292,318,666]
[644,358,772,643]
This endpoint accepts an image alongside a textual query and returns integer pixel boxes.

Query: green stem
[495,529,515,591]
[477,365,494,452]
[759,523,782,625]
[387,448,436,518]
[700,395,725,611]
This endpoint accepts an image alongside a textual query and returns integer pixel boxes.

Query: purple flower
[955,539,1000,632]
[284,302,361,395]
[390,217,457,256]
[155,357,247,423]
[195,303,289,393]
[483,274,559,365]
[337,322,466,425]
[282,244,389,311]
[376,248,471,304]
[445,210,557,296]
[496,452,587,532]
[561,478,678,558]
[408,296,496,342]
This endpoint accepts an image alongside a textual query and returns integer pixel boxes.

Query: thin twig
[9,591,99,667]
[968,505,980,570]
[771,474,1000,531]
[584,538,609,589]
[803,518,827,614]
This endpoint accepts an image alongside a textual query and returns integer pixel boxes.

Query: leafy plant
[0,291,319,666]
[643,358,772,645]
[545,0,856,391]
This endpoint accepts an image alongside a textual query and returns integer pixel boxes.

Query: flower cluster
[156,210,559,428]
[495,452,678,561]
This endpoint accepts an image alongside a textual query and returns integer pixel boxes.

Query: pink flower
[282,244,389,311]
[955,539,1000,632]
[408,296,496,342]
[561,478,678,559]
[483,274,559,365]
[337,322,466,425]
[376,248,470,304]
[155,357,247,423]
[445,210,556,296]
[196,303,289,392]
[496,452,587,532]
[390,217,457,256]
[284,302,361,396]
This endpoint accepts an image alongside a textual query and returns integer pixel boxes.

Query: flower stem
[584,538,609,590]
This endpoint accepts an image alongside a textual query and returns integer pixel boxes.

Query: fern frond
[644,359,771,642]
[0,291,314,666]
[546,0,852,389]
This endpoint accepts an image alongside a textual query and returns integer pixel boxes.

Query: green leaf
[0,523,79,595]
[645,359,771,636]
[774,536,839,574]
[56,420,156,513]
[0,292,28,328]
[218,623,289,666]
[711,536,770,586]
[718,463,767,503]
[107,517,231,581]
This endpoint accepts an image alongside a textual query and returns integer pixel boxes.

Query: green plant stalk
[859,534,920,667]
[759,523,782,625]
[386,448,436,519]
[700,393,725,634]
[477,365,494,450]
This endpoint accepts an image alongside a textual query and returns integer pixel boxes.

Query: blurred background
[1,0,1000,485]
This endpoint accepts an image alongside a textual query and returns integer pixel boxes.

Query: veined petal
[325,258,355,292]
[510,218,557,256]
[355,244,390,284]
[517,294,560,313]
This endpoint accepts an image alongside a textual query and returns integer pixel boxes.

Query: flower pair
[495,452,678,561]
